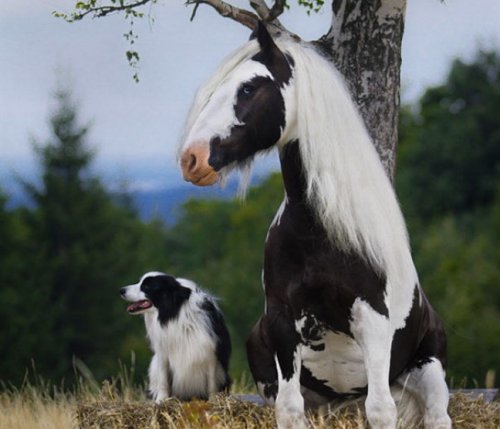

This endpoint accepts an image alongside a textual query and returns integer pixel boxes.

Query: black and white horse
[179,23,451,429]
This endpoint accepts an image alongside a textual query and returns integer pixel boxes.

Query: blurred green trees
[0,51,499,389]
[398,51,500,221]
[396,51,500,387]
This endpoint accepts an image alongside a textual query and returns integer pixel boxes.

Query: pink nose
[181,150,198,175]
[180,145,219,186]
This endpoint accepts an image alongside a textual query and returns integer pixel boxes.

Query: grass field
[1,373,499,429]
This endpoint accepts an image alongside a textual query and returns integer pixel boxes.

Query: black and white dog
[120,272,231,401]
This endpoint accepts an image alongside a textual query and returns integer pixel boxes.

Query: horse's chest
[296,315,368,394]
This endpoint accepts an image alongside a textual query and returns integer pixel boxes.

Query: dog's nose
[119,287,127,297]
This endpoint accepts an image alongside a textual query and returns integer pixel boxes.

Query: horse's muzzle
[180,144,219,186]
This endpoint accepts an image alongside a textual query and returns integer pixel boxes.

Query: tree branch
[70,0,152,20]
[249,0,270,19]
[186,0,259,29]
[62,0,287,31]
[250,0,286,22]
[268,0,286,21]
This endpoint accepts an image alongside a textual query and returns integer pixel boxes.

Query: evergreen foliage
[0,90,158,384]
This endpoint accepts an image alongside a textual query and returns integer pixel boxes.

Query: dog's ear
[141,279,154,294]
[141,276,163,294]
[142,274,179,294]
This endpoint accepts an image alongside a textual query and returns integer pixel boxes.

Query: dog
[120,271,231,401]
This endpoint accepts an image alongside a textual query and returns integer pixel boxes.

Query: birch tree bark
[316,0,406,180]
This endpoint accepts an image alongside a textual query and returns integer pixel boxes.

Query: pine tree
[8,89,154,383]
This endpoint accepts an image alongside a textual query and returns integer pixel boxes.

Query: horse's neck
[277,140,335,245]
[279,140,308,202]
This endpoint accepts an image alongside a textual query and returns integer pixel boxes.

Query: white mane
[181,38,418,292]
[280,40,417,287]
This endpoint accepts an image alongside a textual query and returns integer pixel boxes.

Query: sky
[1,0,499,193]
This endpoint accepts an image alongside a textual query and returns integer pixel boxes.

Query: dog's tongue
[127,299,152,314]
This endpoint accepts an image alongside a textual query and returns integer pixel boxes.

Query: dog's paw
[150,389,170,403]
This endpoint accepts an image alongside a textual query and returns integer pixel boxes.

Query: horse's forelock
[180,41,261,152]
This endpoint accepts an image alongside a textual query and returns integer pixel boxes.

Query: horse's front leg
[350,298,397,429]
[274,346,307,429]
[270,315,307,429]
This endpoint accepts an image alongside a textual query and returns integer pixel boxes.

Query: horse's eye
[240,84,255,97]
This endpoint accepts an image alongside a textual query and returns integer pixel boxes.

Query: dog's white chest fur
[145,307,221,400]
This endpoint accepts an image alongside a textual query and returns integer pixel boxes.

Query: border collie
[120,272,231,402]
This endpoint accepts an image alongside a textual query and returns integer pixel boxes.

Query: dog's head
[120,272,197,324]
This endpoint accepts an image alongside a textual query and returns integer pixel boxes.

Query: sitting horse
[179,23,451,429]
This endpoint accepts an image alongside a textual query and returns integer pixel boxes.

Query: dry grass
[0,361,141,429]
[76,392,500,429]
[448,393,500,428]
[77,395,367,429]
[1,378,498,429]
[0,385,75,429]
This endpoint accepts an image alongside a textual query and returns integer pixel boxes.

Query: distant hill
[2,151,280,225]
[129,181,240,225]
[3,167,271,225]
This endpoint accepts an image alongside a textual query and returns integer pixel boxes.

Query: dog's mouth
[127,299,153,314]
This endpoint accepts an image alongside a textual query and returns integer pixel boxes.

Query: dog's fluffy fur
[120,272,231,401]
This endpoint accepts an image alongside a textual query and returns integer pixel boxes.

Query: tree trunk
[314,0,406,180]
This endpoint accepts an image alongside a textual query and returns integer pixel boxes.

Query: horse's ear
[251,21,292,83]
[251,21,278,56]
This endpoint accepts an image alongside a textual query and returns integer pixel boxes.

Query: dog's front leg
[148,353,170,402]
[206,357,218,399]
[350,298,396,429]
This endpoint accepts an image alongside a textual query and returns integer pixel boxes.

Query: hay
[449,393,500,428]
[77,392,499,429]
[77,395,367,429]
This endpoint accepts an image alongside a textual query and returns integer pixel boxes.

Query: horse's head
[179,23,294,186]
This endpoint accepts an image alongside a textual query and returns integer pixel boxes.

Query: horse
[178,23,452,429]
